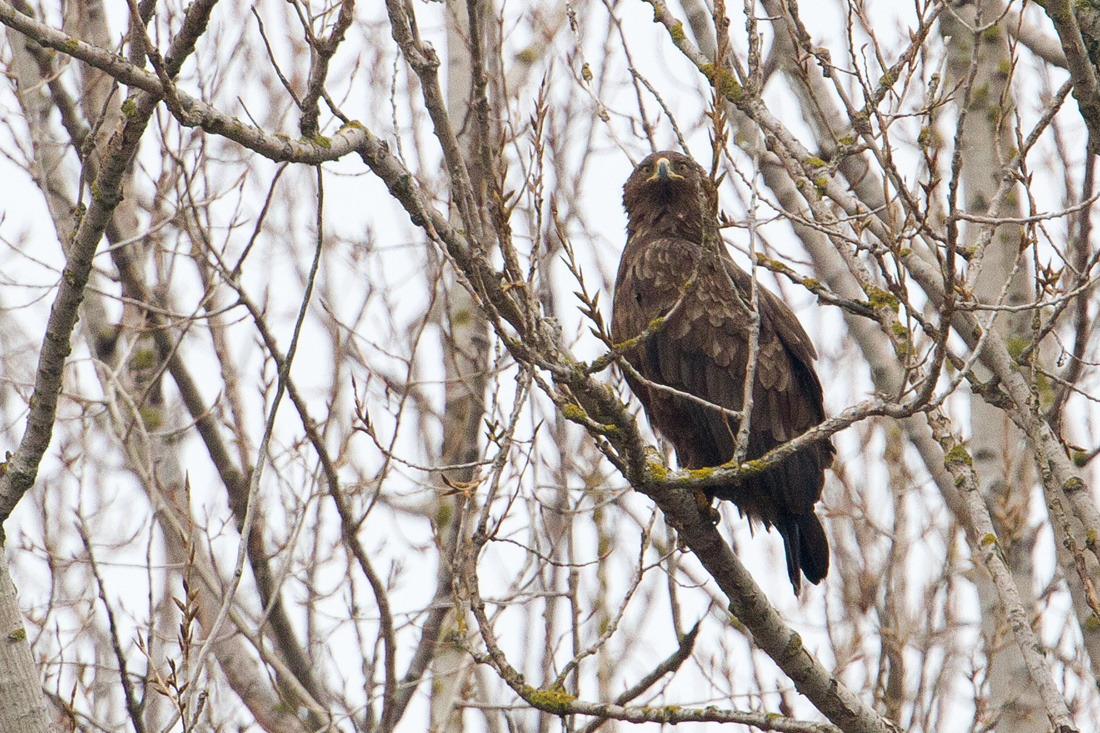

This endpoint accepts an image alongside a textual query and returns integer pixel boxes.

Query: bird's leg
[694,488,721,526]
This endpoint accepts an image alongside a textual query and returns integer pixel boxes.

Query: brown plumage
[610,151,834,594]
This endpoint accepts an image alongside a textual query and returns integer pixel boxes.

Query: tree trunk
[428,2,492,730]
[942,4,1043,729]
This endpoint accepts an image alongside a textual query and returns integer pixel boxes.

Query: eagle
[610,150,834,594]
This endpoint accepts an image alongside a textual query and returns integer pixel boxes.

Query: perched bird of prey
[610,150,834,594]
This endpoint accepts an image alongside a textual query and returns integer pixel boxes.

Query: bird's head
[622,151,717,242]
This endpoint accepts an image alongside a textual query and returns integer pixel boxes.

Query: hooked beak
[646,157,684,182]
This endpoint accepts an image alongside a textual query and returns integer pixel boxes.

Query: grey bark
[941,5,1044,729]
[427,2,493,730]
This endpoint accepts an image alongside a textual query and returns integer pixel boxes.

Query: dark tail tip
[780,512,830,595]
[798,512,829,585]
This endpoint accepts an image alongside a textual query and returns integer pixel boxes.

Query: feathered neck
[623,179,714,244]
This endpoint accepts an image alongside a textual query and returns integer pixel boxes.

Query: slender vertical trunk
[941,5,1042,729]
[428,2,492,730]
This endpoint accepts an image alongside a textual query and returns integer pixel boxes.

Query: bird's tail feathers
[779,512,830,595]
[797,512,829,585]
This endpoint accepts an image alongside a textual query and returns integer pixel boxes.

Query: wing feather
[612,236,834,507]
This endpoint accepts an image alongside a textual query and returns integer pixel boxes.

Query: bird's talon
[690,488,720,525]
